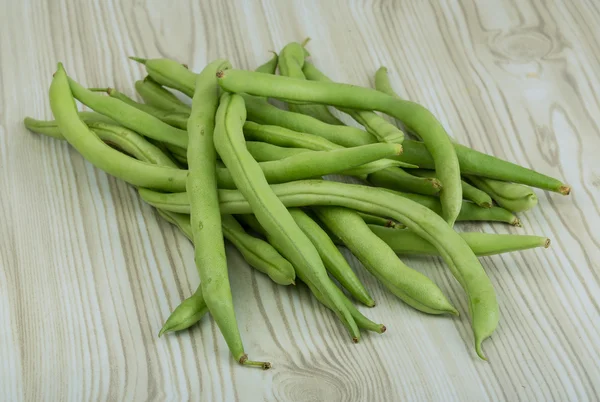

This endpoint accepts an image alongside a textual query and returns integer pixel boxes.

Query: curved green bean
[158,285,207,336]
[187,60,271,369]
[412,169,493,208]
[315,207,457,315]
[399,140,570,195]
[279,42,343,125]
[288,208,375,307]
[302,62,404,144]
[67,76,188,148]
[130,57,196,97]
[48,64,187,192]
[245,141,309,161]
[92,87,188,129]
[254,52,279,75]
[213,93,359,342]
[368,167,442,196]
[135,76,191,114]
[140,179,499,358]
[369,226,550,256]
[24,112,116,139]
[238,214,383,334]
[374,66,399,98]
[356,212,399,228]
[467,176,538,213]
[217,69,462,225]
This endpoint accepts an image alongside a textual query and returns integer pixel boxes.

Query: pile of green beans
[25,40,570,368]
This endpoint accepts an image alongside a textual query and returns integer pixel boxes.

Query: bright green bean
[213,93,359,342]
[288,208,375,307]
[374,66,399,98]
[135,76,191,114]
[140,179,499,358]
[399,139,570,194]
[158,285,207,336]
[48,64,187,192]
[217,69,462,225]
[188,60,271,369]
[130,57,196,97]
[279,42,343,125]
[67,76,188,148]
[245,141,309,161]
[356,212,399,228]
[368,167,442,196]
[467,176,538,213]
[412,169,493,208]
[254,52,279,75]
[238,214,383,334]
[315,207,457,315]
[302,62,404,143]
[24,112,117,139]
[93,87,188,129]
[369,226,550,256]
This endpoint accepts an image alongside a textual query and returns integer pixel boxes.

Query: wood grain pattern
[1,0,599,400]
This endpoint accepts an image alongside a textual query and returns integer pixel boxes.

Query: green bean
[302,62,404,143]
[245,141,309,161]
[135,76,191,114]
[467,176,538,213]
[48,64,187,192]
[238,214,383,334]
[399,139,570,195]
[188,61,271,369]
[411,169,492,208]
[369,226,550,256]
[217,69,462,225]
[368,168,442,196]
[243,121,416,170]
[254,52,279,75]
[90,87,188,129]
[140,179,499,358]
[356,212,399,228]
[67,76,188,148]
[158,285,207,336]
[288,208,375,307]
[315,207,457,315]
[392,190,521,226]
[213,93,359,342]
[24,112,117,139]
[374,66,399,99]
[130,57,196,97]
[279,42,343,125]
[29,119,406,190]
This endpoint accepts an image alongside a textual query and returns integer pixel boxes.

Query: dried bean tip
[559,185,571,195]
[380,325,387,333]
[352,337,359,344]
[216,70,225,78]
[544,238,551,248]
[511,218,522,227]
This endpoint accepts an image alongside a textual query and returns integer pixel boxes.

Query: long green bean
[135,76,191,114]
[467,176,538,213]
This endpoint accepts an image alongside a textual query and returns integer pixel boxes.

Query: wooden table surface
[2,0,599,400]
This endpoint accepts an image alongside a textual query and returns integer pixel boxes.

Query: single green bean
[217,69,462,225]
[48,64,187,192]
[140,179,499,358]
[245,141,309,161]
[67,76,188,148]
[356,212,399,228]
[399,139,570,195]
[238,214,383,334]
[92,87,188,129]
[135,76,191,114]
[213,93,359,342]
[130,57,196,97]
[412,169,493,208]
[24,112,117,139]
[288,208,375,307]
[302,62,404,143]
[158,285,207,336]
[374,66,399,98]
[243,121,416,170]
[188,60,271,369]
[315,207,457,315]
[467,176,538,213]
[369,226,550,256]
[279,42,343,125]
[368,167,442,196]
[254,52,279,75]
